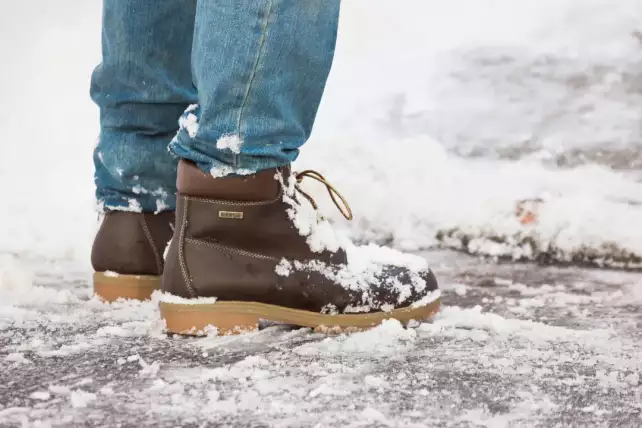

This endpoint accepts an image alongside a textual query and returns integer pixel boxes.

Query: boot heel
[94,272,160,302]
[159,302,260,336]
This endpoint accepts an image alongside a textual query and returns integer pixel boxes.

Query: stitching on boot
[185,188,282,207]
[179,198,197,298]
[140,215,163,275]
[185,238,279,261]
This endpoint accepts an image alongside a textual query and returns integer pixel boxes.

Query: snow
[272,242,436,311]
[69,390,97,408]
[295,319,418,355]
[419,305,613,346]
[410,290,442,309]
[2,0,642,426]
[4,353,31,365]
[178,113,199,139]
[274,258,293,277]
[29,392,51,401]
[280,170,436,310]
[138,357,161,378]
[1,261,641,425]
[123,199,143,213]
[209,165,255,178]
[279,169,343,254]
[216,134,243,154]
[156,291,218,305]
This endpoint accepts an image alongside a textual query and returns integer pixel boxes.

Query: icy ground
[2,0,642,426]
[1,252,641,427]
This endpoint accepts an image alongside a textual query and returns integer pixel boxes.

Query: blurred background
[2,0,642,267]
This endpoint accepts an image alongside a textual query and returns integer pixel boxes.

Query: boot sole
[93,272,160,302]
[159,298,441,336]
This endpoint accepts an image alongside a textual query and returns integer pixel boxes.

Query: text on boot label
[219,211,244,220]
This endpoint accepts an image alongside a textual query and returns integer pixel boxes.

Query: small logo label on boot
[218,211,244,220]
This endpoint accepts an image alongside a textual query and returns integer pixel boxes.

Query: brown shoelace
[294,170,354,221]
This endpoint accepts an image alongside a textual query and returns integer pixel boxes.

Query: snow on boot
[160,160,440,335]
[92,211,174,302]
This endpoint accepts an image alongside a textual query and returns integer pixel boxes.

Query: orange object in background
[515,198,543,225]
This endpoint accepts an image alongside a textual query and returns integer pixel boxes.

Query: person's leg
[169,0,339,176]
[160,1,441,334]
[91,0,197,212]
[90,0,197,302]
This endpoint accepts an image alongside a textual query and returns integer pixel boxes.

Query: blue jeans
[91,0,340,212]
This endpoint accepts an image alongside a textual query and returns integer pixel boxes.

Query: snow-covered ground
[1,0,642,426]
[1,252,641,426]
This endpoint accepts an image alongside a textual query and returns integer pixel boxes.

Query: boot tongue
[177,160,282,201]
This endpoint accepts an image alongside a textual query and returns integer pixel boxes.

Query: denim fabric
[92,0,340,212]
[91,0,197,212]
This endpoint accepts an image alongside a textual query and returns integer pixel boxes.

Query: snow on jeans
[91,0,340,212]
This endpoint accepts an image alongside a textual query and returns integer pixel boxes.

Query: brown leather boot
[92,211,174,302]
[160,160,440,335]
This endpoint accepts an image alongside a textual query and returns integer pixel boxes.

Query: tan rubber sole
[159,298,441,336]
[93,272,161,303]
